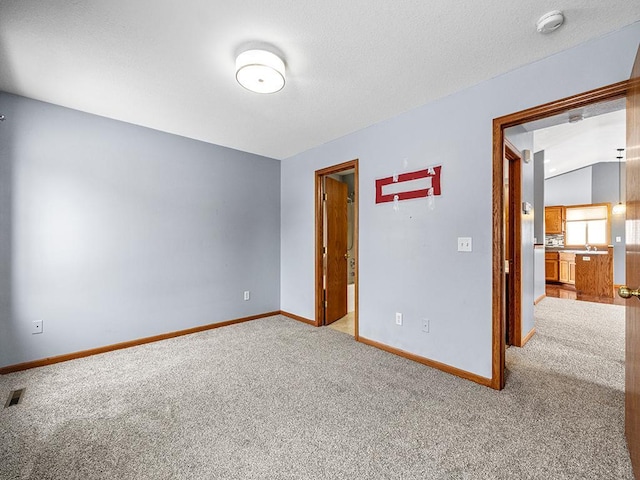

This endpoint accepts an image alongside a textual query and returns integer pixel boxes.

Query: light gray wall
[533,151,545,243]
[0,93,281,368]
[534,247,546,302]
[280,23,640,379]
[545,166,592,206]
[533,152,546,305]
[592,161,626,284]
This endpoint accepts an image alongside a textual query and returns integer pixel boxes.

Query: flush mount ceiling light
[235,49,285,94]
[536,10,565,34]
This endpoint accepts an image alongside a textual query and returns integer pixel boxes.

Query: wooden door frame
[504,139,522,348]
[315,159,359,339]
[491,80,631,390]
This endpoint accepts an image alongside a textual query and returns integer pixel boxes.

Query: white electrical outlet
[32,320,43,334]
[243,291,250,301]
[395,312,403,325]
[422,318,430,333]
[457,237,472,252]
[616,236,622,243]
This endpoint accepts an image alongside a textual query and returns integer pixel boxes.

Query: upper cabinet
[545,206,564,234]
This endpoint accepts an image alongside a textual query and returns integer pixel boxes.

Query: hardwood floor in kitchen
[545,283,626,306]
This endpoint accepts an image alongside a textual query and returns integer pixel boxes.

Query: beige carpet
[0,297,632,479]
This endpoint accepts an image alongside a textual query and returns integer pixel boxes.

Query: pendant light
[612,148,626,215]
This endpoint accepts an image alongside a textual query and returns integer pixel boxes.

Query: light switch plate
[32,320,43,334]
[616,236,622,243]
[458,237,472,252]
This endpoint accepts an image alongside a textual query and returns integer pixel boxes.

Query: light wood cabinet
[569,261,576,284]
[545,206,565,234]
[559,259,569,283]
[545,252,559,282]
[559,252,576,285]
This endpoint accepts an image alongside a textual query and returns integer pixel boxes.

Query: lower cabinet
[575,251,613,298]
[545,252,559,282]
[558,252,576,285]
[546,251,575,285]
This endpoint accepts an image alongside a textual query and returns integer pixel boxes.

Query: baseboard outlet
[279,310,316,326]
[0,311,280,375]
[534,294,546,305]
[521,328,536,347]
[357,336,493,388]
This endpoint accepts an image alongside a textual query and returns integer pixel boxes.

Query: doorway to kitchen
[315,159,359,339]
[492,80,631,389]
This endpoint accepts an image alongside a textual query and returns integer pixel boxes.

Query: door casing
[491,80,631,390]
[315,159,359,338]
[504,139,522,348]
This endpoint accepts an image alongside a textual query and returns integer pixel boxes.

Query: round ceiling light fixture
[536,10,565,34]
[235,49,285,94]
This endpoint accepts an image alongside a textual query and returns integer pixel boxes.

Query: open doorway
[491,80,631,389]
[315,159,359,339]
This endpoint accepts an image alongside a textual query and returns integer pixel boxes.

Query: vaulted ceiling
[1,1,638,159]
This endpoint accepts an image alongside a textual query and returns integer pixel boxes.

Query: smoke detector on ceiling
[568,113,584,123]
[536,10,565,34]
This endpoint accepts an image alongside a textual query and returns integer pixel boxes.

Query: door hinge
[324,300,328,307]
[323,193,327,201]
[323,247,326,254]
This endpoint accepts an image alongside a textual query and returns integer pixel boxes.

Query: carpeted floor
[0,297,632,479]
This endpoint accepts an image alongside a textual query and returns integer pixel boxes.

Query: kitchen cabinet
[559,252,576,285]
[575,250,613,297]
[545,206,564,234]
[545,252,559,282]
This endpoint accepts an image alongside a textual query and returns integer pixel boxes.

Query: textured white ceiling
[0,1,639,160]
[534,108,626,179]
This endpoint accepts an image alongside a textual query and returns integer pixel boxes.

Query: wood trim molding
[0,311,279,375]
[358,336,493,388]
[494,80,631,129]
[280,310,316,326]
[521,328,536,347]
[315,169,324,328]
[492,117,506,390]
[505,139,523,348]
[314,159,359,336]
[492,79,632,390]
[534,294,546,305]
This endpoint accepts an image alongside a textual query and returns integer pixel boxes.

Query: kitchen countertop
[545,248,610,255]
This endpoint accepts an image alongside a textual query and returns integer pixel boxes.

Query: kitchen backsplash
[545,234,564,247]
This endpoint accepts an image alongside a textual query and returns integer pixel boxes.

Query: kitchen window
[564,204,610,247]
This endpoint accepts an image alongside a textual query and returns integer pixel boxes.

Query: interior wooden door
[504,141,522,347]
[626,46,640,479]
[324,177,348,324]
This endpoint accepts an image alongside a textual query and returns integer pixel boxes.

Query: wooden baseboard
[521,328,535,347]
[534,294,546,305]
[0,311,280,375]
[357,336,493,388]
[279,310,316,326]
